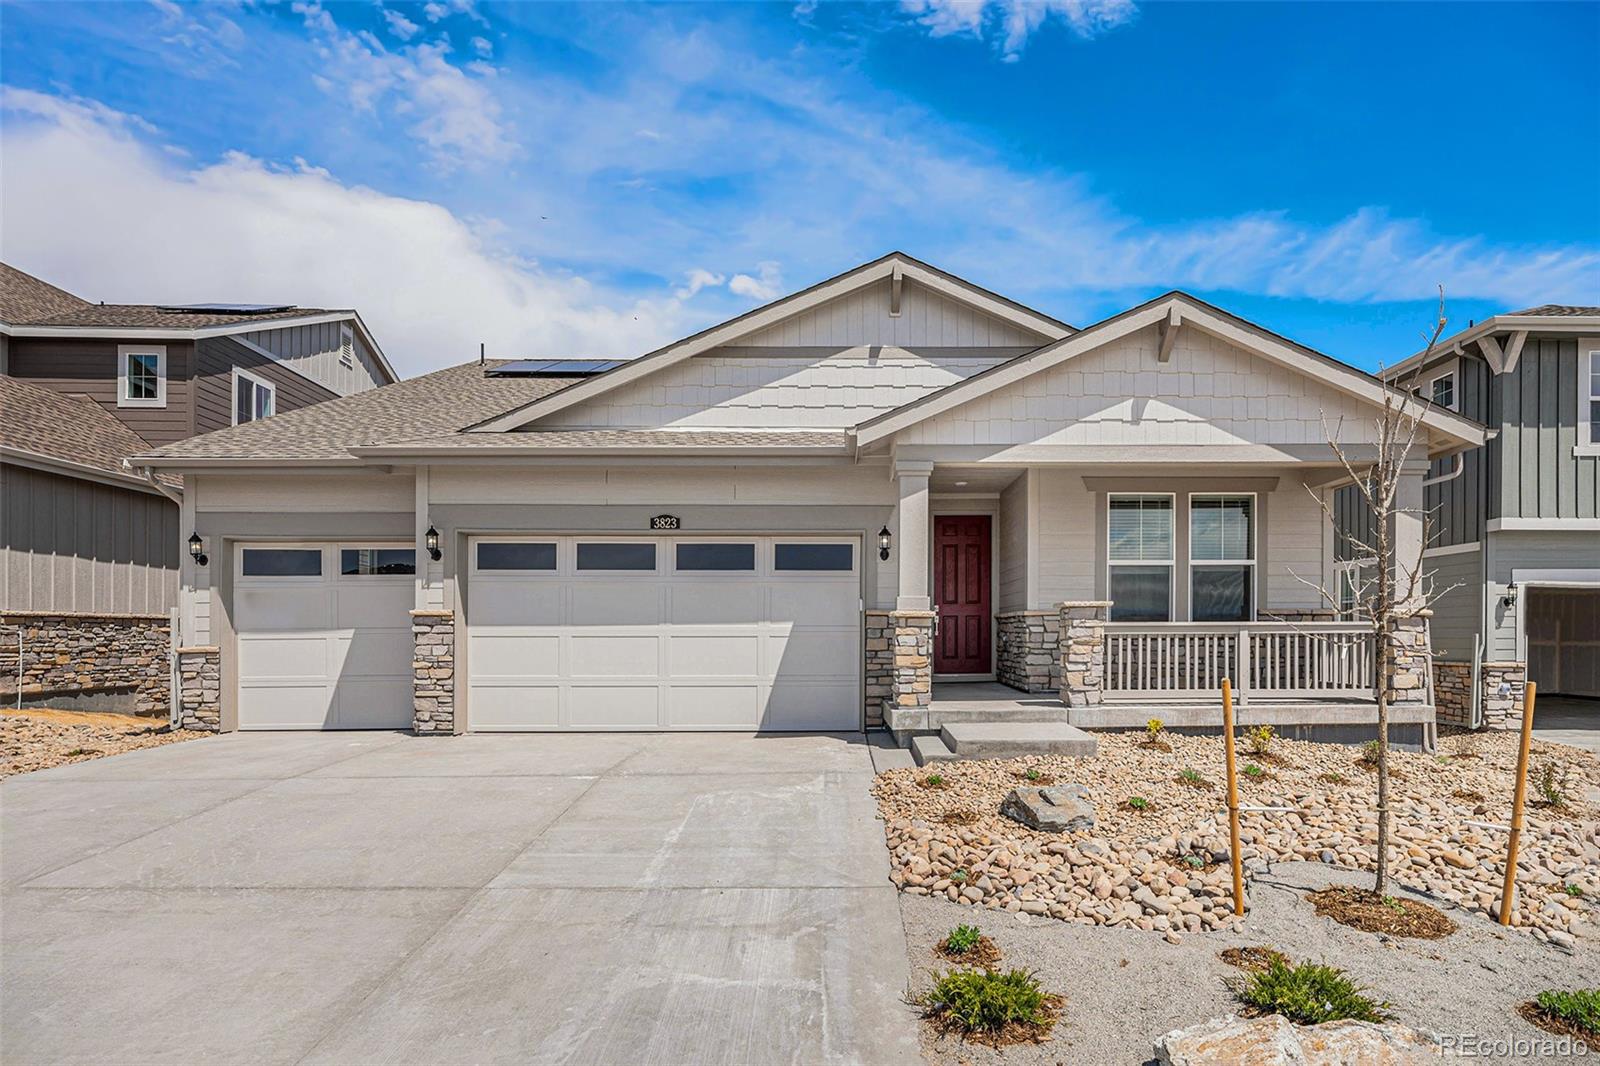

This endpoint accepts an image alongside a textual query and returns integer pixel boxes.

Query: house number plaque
[650,515,681,530]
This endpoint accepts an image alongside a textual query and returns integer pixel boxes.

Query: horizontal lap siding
[997,473,1029,612]
[1424,548,1482,662]
[1,464,178,613]
[7,337,193,446]
[195,336,339,434]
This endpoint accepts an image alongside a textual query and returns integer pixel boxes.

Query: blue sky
[2,0,1596,376]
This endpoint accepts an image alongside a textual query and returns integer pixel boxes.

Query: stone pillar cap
[1057,600,1113,608]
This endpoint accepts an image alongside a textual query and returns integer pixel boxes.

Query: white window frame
[1106,493,1175,622]
[1579,341,1600,456]
[231,366,276,425]
[117,344,167,408]
[236,543,328,585]
[470,537,562,576]
[573,537,661,575]
[1427,363,1458,412]
[1187,492,1257,622]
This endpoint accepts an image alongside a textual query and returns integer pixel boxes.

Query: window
[117,345,166,408]
[1337,566,1359,620]
[477,542,556,571]
[233,369,275,425]
[676,543,755,571]
[576,542,656,571]
[1429,370,1455,411]
[774,542,854,571]
[340,548,415,576]
[1583,348,1600,453]
[1107,495,1173,621]
[1189,495,1254,622]
[241,548,322,577]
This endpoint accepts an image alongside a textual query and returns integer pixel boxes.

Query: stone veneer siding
[1480,661,1527,731]
[864,611,893,729]
[175,646,220,731]
[995,611,1060,694]
[1058,601,1109,708]
[0,610,171,716]
[1385,613,1432,708]
[1434,660,1472,725]
[865,610,935,730]
[412,610,456,735]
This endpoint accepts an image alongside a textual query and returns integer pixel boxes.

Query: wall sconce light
[187,532,208,567]
[878,525,892,562]
[1501,582,1517,609]
[425,525,442,562]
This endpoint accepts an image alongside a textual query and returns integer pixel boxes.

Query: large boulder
[999,784,1094,832]
[1155,1014,1444,1064]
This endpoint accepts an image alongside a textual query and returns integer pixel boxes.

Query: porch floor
[928,681,1062,713]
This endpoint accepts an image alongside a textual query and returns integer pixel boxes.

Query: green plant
[1532,989,1600,1036]
[1532,759,1574,809]
[944,924,983,953]
[950,868,968,883]
[1565,883,1587,898]
[924,773,945,787]
[1178,767,1205,784]
[923,969,1054,1035]
[1235,958,1391,1025]
[1318,772,1348,785]
[1244,724,1275,758]
[1024,768,1043,782]
[1381,895,1406,915]
[1242,763,1267,780]
[1146,718,1164,742]
[1358,740,1381,765]
[1180,854,1205,869]
[1124,795,1150,811]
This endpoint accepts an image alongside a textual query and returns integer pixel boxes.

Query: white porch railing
[1103,622,1376,703]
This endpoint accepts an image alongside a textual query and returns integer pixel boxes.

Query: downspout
[128,462,185,726]
[1420,452,1464,487]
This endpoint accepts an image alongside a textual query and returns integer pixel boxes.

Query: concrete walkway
[1531,695,1600,754]
[2,731,921,1065]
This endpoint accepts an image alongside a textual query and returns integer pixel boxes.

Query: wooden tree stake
[1498,681,1537,926]
[1221,677,1245,916]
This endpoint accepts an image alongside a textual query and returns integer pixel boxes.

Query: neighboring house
[1336,306,1600,729]
[0,262,398,714]
[132,252,1483,742]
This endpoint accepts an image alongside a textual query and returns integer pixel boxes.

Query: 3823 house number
[650,515,681,530]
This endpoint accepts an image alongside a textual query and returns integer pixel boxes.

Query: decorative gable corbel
[1156,304,1182,363]
[889,264,903,317]
[1476,330,1529,375]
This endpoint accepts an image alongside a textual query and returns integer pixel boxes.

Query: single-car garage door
[467,535,861,731]
[234,543,415,729]
[1527,588,1600,698]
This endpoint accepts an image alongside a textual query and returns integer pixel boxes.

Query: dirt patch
[1451,788,1486,803]
[924,995,1064,1049]
[940,809,980,826]
[1306,886,1458,939]
[1517,1000,1600,1044]
[935,934,1002,969]
[1138,739,1173,754]
[1219,945,1289,972]
[1,710,204,778]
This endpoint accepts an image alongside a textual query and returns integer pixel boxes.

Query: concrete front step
[909,734,959,766]
[940,721,1099,760]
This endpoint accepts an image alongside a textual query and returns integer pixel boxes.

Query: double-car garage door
[232,535,863,731]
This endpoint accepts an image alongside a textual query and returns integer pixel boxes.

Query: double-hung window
[233,368,276,425]
[1107,495,1173,621]
[1583,346,1600,454]
[1189,495,1255,622]
[117,345,166,408]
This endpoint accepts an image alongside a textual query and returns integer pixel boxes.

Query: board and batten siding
[1,463,178,613]
[737,277,1051,348]
[897,324,1391,448]
[543,346,1029,430]
[6,337,195,447]
[239,319,387,396]
[1496,335,1600,521]
[1424,355,1491,547]
[194,336,339,435]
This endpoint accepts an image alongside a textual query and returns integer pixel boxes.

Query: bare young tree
[1300,288,1452,896]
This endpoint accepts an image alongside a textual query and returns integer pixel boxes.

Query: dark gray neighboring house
[0,263,397,715]
[1337,306,1600,728]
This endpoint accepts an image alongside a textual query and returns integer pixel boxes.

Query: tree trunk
[1374,626,1390,896]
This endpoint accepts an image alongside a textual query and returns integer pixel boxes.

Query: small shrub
[1357,740,1381,766]
[1180,854,1205,869]
[926,773,945,787]
[944,924,983,953]
[922,968,1056,1039]
[1565,883,1586,898]
[1244,724,1275,758]
[1024,768,1042,782]
[1146,718,1164,742]
[1235,958,1391,1025]
[1242,763,1267,780]
[1124,795,1150,811]
[1175,767,1211,789]
[950,868,968,883]
[1318,772,1348,786]
[1532,759,1574,809]
[1531,988,1600,1037]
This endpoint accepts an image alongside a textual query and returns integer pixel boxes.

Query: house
[0,262,398,715]
[1339,306,1600,730]
[130,252,1484,745]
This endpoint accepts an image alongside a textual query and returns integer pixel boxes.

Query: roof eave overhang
[128,455,371,471]
[346,444,855,460]
[1386,314,1600,378]
[1,446,174,494]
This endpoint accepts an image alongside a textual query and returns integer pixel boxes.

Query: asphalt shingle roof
[0,263,91,324]
[1,262,339,329]
[0,376,178,486]
[1508,305,1600,317]
[364,429,852,451]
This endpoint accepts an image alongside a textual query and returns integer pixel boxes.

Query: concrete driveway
[2,731,921,1065]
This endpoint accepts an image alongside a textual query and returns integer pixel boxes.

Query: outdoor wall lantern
[1502,582,1517,609]
[878,525,893,561]
[425,525,442,562]
[187,532,208,567]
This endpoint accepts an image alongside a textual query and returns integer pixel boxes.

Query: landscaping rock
[1000,784,1095,832]
[1155,1013,1442,1065]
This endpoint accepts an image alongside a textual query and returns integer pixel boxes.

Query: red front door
[933,515,992,675]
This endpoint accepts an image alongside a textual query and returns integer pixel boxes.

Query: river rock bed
[873,730,1600,943]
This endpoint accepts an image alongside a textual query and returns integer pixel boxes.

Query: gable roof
[0,263,91,323]
[466,251,1074,433]
[853,291,1487,449]
[1386,304,1600,379]
[0,376,178,490]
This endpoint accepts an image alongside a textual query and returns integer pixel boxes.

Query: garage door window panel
[476,542,557,572]
[773,542,855,572]
[675,542,756,572]
[241,548,323,578]
[577,542,657,571]
[340,548,416,576]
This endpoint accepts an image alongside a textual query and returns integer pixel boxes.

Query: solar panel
[487,359,627,377]
[156,303,297,314]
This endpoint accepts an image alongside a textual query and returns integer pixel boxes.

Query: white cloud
[729,262,784,301]
[0,89,694,375]
[674,268,726,300]
[471,35,493,58]
[382,8,420,41]
[900,0,1137,58]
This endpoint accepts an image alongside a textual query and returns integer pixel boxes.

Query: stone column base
[866,610,933,731]
[1385,612,1431,707]
[176,646,221,732]
[412,610,456,735]
[1433,660,1472,725]
[996,611,1060,693]
[1480,661,1527,731]
[1058,601,1110,708]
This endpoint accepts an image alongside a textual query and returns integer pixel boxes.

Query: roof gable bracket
[1157,305,1182,363]
[890,264,903,317]
[1501,330,1528,375]
[1476,330,1528,376]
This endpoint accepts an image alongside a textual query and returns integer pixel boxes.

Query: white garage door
[467,536,861,731]
[234,543,415,730]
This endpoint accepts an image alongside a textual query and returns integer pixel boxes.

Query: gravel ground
[0,709,203,778]
[901,860,1597,1066]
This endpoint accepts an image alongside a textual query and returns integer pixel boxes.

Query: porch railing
[1103,621,1376,703]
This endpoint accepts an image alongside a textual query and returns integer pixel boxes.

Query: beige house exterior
[135,253,1484,743]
